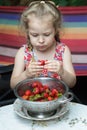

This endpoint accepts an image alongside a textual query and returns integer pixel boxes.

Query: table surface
[0,99,87,130]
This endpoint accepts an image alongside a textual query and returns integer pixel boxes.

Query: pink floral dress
[24,43,65,79]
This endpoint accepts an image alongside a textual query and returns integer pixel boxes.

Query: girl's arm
[60,45,76,88]
[10,47,27,88]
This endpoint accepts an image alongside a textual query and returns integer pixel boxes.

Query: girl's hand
[25,61,44,77]
[44,60,64,76]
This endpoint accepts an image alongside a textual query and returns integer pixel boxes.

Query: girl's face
[27,15,56,52]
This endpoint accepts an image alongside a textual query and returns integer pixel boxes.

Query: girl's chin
[37,47,47,51]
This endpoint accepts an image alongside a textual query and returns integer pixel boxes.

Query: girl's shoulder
[15,44,31,58]
[56,42,65,48]
[23,44,33,65]
[23,44,33,55]
[54,42,66,61]
[16,46,24,56]
[56,42,66,52]
[56,42,71,53]
[23,44,29,52]
[55,42,71,58]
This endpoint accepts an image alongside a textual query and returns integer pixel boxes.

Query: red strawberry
[48,96,52,101]
[32,82,39,88]
[22,95,29,100]
[43,85,49,90]
[52,73,58,78]
[32,81,43,88]
[25,90,31,96]
[52,88,58,96]
[39,87,44,93]
[44,93,49,98]
[38,60,45,66]
[33,87,40,94]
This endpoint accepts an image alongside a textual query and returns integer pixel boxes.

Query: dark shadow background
[71,76,87,105]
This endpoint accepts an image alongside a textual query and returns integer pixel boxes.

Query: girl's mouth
[37,45,46,49]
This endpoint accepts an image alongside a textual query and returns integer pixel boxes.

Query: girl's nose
[38,36,44,43]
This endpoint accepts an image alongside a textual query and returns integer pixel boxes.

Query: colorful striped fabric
[61,7,87,54]
[0,6,26,65]
[0,6,87,76]
[60,6,87,76]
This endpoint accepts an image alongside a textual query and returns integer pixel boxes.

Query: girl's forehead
[27,13,53,23]
[28,16,54,31]
[27,14,55,32]
[28,16,55,32]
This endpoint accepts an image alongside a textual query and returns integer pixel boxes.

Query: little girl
[10,0,76,88]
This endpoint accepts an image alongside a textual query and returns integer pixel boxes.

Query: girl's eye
[30,33,38,37]
[32,34,38,37]
[44,33,51,36]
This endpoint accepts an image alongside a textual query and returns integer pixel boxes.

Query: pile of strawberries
[19,81,63,102]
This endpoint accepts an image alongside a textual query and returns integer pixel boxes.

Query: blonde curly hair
[20,0,62,50]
